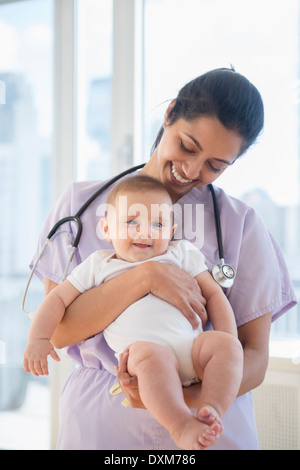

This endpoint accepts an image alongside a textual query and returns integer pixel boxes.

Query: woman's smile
[170,162,200,186]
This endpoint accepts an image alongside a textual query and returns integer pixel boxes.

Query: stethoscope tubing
[208,183,224,261]
[22,164,235,316]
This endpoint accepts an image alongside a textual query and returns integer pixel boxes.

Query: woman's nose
[181,159,202,180]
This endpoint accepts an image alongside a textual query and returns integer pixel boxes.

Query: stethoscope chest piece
[212,259,235,288]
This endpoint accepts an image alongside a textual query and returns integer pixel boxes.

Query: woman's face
[151,112,243,202]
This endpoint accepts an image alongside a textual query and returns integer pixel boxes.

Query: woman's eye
[207,162,222,173]
[180,140,195,154]
[127,219,138,225]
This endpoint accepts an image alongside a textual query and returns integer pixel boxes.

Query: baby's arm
[23,280,81,376]
[194,271,237,336]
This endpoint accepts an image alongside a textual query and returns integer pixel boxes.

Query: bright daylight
[0,0,299,452]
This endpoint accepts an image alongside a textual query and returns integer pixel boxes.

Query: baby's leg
[127,341,220,450]
[192,331,243,426]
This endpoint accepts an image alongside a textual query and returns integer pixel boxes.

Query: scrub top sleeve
[29,182,79,285]
[227,207,297,327]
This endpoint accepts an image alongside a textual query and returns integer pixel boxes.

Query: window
[0,0,53,450]
[1,0,299,450]
[143,0,300,341]
[76,0,113,181]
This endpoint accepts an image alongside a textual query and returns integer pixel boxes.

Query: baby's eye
[152,221,163,228]
[127,219,138,225]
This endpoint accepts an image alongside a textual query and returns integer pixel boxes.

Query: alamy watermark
[95,199,205,248]
[0,80,6,104]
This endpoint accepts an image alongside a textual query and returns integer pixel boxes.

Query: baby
[24,174,243,450]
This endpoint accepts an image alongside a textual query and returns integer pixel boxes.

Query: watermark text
[96,199,204,248]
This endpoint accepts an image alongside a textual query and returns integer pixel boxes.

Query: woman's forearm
[237,345,269,396]
[237,312,272,397]
[51,263,151,349]
[51,259,207,349]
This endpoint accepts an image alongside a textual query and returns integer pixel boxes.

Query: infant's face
[106,189,175,262]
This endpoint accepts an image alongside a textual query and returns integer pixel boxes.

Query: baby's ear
[171,223,178,238]
[99,217,111,242]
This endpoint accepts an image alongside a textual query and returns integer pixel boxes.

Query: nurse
[32,68,296,450]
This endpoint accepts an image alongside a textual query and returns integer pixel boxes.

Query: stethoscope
[21,163,235,316]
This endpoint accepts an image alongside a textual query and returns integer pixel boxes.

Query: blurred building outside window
[0,0,299,450]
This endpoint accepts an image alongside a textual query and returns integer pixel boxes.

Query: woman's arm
[50,261,207,349]
[237,312,272,396]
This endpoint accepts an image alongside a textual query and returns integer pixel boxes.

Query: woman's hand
[115,349,145,409]
[116,348,204,410]
[145,261,207,329]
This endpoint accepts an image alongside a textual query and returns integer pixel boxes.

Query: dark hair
[152,67,264,157]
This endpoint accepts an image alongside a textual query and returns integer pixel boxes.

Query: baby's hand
[23,339,60,376]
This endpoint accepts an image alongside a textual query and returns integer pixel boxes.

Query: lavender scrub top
[30,175,297,450]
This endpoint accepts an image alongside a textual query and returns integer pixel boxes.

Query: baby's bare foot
[171,416,220,450]
[197,405,223,436]
[198,421,221,448]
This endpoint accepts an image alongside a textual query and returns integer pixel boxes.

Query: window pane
[0,0,53,449]
[76,0,113,181]
[143,0,300,339]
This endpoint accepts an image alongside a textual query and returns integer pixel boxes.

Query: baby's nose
[137,222,151,239]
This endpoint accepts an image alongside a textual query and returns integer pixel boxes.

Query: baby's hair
[106,174,173,207]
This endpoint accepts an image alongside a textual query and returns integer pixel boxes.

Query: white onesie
[67,239,207,385]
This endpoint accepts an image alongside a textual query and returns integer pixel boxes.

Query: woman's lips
[170,163,197,186]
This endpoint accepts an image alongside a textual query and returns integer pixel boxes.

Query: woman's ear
[164,100,176,128]
[99,217,111,242]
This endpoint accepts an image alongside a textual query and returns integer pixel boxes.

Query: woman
[32,68,296,450]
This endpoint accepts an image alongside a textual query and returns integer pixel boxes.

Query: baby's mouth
[133,243,152,248]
